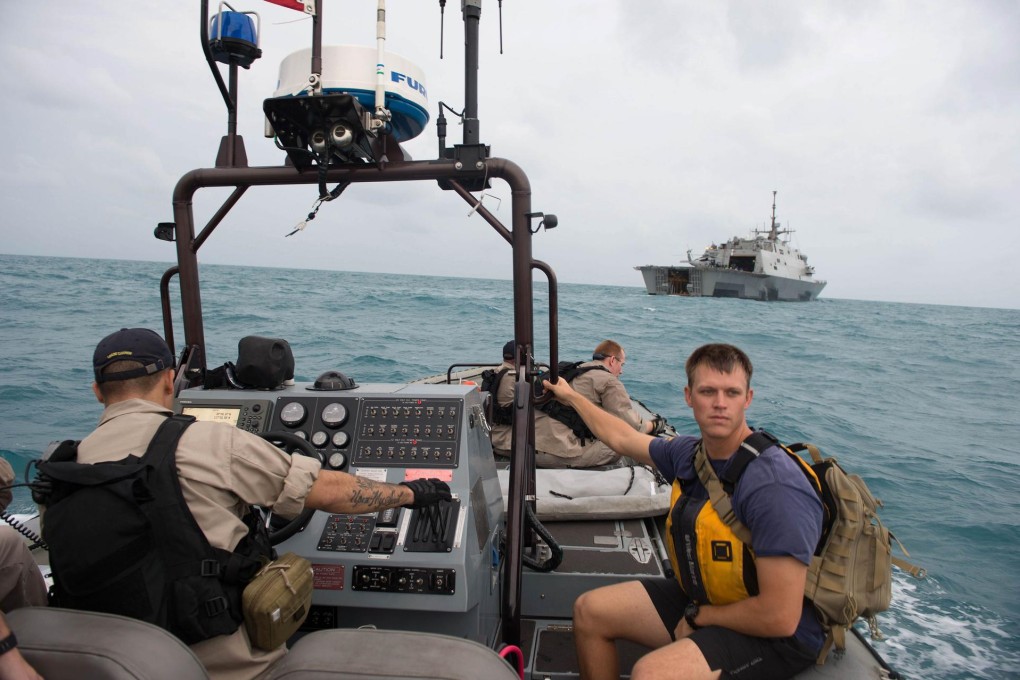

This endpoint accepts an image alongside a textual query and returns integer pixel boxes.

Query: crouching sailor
[534,340,660,468]
[37,328,452,680]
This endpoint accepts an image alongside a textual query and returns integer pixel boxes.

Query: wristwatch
[684,601,701,630]
[0,631,17,656]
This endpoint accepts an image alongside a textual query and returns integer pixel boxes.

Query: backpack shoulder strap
[694,441,753,545]
[575,364,610,379]
[694,430,782,543]
[137,413,208,561]
[141,414,197,467]
[558,361,584,382]
[560,361,609,384]
[741,430,779,456]
[787,441,823,464]
[139,414,267,581]
[717,430,776,494]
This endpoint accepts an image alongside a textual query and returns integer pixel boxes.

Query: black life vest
[37,415,273,644]
[481,367,513,426]
[535,361,610,445]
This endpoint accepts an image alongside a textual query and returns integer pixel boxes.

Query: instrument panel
[179,390,464,472]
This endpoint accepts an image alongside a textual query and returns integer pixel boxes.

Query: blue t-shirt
[649,435,825,651]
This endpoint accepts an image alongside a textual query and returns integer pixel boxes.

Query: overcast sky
[2,1,1018,309]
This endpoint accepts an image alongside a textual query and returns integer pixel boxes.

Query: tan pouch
[242,552,313,651]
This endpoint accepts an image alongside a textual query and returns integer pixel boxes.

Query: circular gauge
[328,452,346,469]
[311,431,329,448]
[332,431,350,448]
[279,402,307,427]
[293,430,307,439]
[321,402,348,428]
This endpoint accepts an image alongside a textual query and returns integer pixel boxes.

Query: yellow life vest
[664,435,821,606]
[665,468,757,605]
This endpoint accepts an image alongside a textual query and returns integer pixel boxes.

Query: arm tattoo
[348,476,404,512]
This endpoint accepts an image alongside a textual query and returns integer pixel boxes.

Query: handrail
[159,266,180,352]
[530,259,558,401]
[441,363,494,384]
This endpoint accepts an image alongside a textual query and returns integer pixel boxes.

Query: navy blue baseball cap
[502,340,516,360]
[93,328,175,383]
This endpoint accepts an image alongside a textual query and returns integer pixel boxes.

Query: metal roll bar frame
[157,0,560,650]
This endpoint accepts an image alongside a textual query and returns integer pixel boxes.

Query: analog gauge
[321,402,348,428]
[332,431,350,448]
[327,452,346,469]
[279,402,307,427]
[311,431,329,448]
[293,430,307,439]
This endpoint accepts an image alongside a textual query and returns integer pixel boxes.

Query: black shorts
[640,578,816,680]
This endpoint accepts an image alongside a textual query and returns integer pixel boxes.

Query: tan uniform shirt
[534,361,644,467]
[74,399,321,680]
[0,459,48,612]
[489,360,516,455]
[0,458,14,512]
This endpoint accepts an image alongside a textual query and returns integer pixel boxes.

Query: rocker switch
[377,508,399,527]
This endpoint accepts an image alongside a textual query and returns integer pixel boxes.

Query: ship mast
[769,190,778,241]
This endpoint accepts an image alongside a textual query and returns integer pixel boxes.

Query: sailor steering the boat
[38,328,452,680]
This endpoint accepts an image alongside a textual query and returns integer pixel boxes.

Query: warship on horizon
[636,191,827,301]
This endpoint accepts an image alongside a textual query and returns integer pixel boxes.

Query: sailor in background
[488,340,518,459]
[0,460,47,615]
[534,340,657,468]
[0,459,47,680]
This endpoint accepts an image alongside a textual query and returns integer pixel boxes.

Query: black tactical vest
[481,367,514,426]
[535,361,610,445]
[37,415,273,644]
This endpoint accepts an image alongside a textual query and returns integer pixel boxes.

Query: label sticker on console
[312,564,345,590]
[404,469,453,482]
[356,468,388,482]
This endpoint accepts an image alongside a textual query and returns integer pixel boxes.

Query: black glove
[400,478,453,509]
[651,416,669,436]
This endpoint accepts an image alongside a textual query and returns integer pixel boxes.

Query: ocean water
[1,253,1018,679]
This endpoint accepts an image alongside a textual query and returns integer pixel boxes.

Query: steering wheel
[259,431,323,546]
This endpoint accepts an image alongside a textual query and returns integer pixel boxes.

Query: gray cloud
[1,1,1017,310]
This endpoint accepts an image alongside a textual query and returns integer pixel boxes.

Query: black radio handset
[1,510,45,548]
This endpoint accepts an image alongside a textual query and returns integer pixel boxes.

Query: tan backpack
[695,433,926,664]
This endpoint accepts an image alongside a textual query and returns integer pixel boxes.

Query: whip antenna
[373,1,391,129]
[439,0,446,58]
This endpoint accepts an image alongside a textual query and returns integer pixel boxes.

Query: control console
[175,380,504,644]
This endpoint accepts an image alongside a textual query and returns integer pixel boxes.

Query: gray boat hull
[637,265,826,301]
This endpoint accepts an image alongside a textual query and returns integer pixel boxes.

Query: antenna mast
[770,190,778,240]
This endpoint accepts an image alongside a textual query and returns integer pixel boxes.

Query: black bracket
[438,143,491,192]
[525,212,558,234]
[154,223,176,242]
